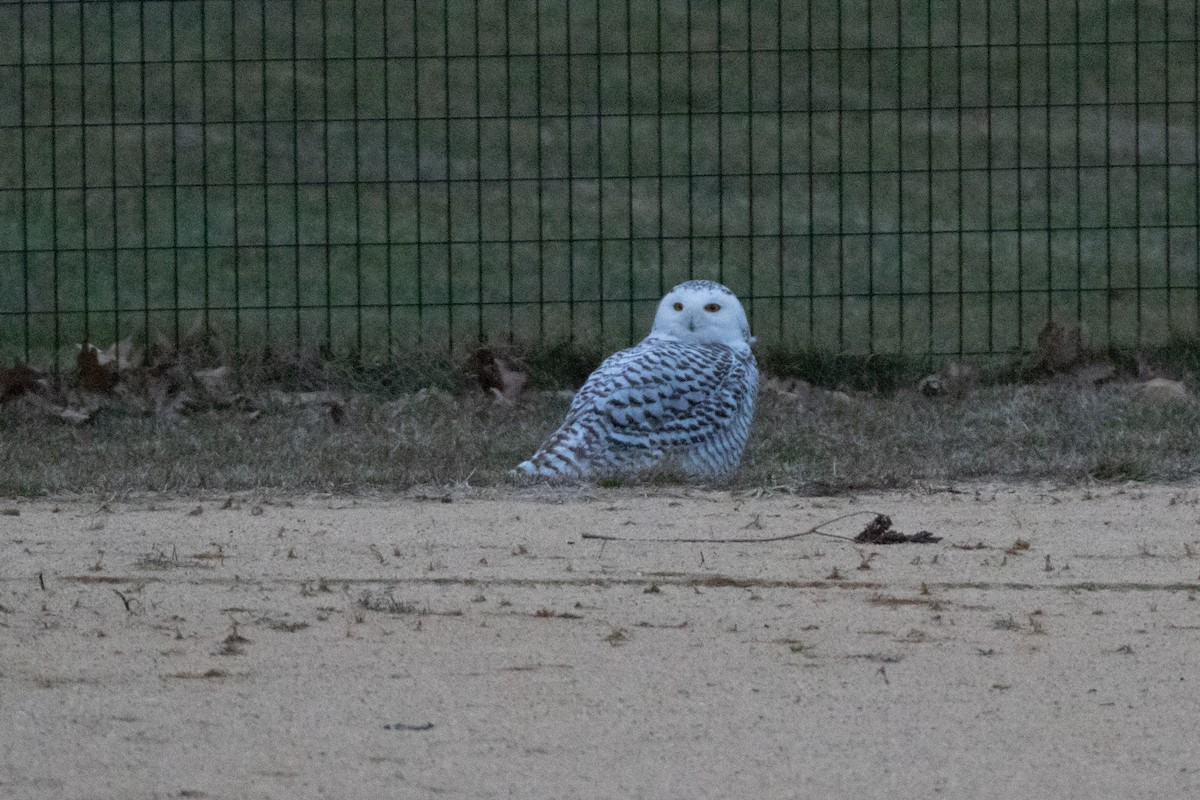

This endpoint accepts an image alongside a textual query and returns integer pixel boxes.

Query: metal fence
[2,0,1198,365]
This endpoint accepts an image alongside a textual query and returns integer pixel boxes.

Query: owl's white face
[650,280,754,349]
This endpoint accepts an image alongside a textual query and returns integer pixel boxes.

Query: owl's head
[650,280,755,349]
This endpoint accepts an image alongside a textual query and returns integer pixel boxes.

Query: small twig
[383,721,434,731]
[113,589,133,612]
[581,511,879,545]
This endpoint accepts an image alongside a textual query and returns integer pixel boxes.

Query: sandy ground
[2,484,1200,800]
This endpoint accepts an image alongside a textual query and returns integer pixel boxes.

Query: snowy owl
[513,280,758,482]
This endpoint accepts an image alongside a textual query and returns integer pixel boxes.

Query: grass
[4,363,1200,497]
[2,0,1197,363]
[748,381,1200,489]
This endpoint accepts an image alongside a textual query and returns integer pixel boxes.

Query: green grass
[1,0,1197,364]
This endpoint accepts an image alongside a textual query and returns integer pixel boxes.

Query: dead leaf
[760,376,853,407]
[95,336,142,371]
[854,515,941,545]
[77,343,117,392]
[1032,321,1083,375]
[470,348,528,405]
[760,376,814,403]
[0,361,44,402]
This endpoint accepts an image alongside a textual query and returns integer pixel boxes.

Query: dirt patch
[2,485,1200,798]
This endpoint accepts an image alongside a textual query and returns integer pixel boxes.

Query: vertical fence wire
[534,0,545,343]
[1133,1,1141,344]
[955,0,965,357]
[1103,1,1113,344]
[503,0,515,345]
[805,0,815,349]
[19,2,29,363]
[107,3,119,361]
[1163,0,1171,335]
[441,0,453,350]
[778,0,788,345]
[654,0,665,307]
[259,0,271,351]
[924,0,933,359]
[3,0,1200,368]
[1042,0,1051,332]
[744,0,753,334]
[473,0,484,345]
[1014,0,1023,352]
[410,2,423,347]
[50,0,61,357]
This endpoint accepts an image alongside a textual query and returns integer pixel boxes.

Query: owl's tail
[509,432,585,480]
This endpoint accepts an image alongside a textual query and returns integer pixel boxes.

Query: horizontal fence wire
[0,0,1198,365]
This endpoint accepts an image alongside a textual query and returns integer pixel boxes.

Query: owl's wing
[564,341,749,450]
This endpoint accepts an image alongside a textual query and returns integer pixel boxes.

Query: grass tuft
[3,372,1200,496]
[5,335,1200,496]
[758,347,930,393]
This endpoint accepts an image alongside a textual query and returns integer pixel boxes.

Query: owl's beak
[687,318,696,333]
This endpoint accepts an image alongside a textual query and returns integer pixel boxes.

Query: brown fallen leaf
[0,361,44,402]
[760,376,854,407]
[854,515,941,545]
[1033,321,1083,374]
[469,348,528,405]
[77,343,117,392]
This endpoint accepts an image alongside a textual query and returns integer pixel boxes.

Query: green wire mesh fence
[1,0,1198,366]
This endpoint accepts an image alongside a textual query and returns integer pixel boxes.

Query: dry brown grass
[3,375,1199,497]
[744,383,1200,489]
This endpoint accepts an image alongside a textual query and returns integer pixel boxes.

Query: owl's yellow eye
[672,302,684,311]
[704,303,721,312]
